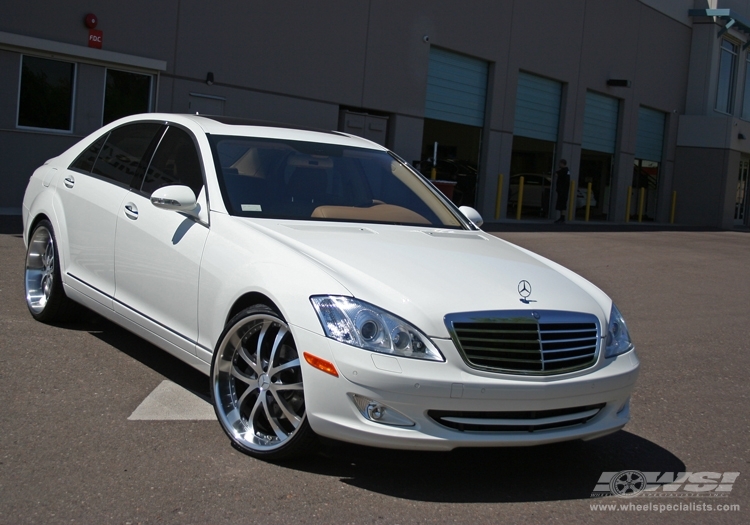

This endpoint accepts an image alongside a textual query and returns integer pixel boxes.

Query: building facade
[1,0,749,228]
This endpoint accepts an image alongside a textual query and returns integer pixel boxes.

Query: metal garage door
[513,72,562,142]
[582,91,619,153]
[635,107,666,161]
[424,48,488,127]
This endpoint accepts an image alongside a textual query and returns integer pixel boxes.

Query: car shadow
[73,308,210,401]
[283,432,684,503]
[70,307,683,504]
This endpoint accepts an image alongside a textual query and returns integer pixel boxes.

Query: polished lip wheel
[213,313,305,452]
[25,225,55,314]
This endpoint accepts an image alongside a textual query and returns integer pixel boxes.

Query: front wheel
[210,305,316,460]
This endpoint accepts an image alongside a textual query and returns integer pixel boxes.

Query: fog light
[366,402,384,420]
[350,394,415,427]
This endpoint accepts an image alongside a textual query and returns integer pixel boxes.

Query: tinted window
[70,133,108,173]
[17,56,75,131]
[141,126,203,197]
[210,135,462,227]
[103,69,152,125]
[92,123,162,186]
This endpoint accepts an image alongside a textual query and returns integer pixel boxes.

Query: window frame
[16,54,77,133]
[716,38,739,115]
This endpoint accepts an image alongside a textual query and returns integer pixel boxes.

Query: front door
[113,125,208,354]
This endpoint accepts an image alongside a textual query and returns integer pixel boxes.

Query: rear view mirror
[150,185,197,212]
[458,206,483,228]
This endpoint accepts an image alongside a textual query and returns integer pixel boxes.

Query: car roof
[110,113,388,151]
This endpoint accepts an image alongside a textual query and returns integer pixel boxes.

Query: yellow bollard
[638,187,645,223]
[625,187,632,223]
[516,176,525,220]
[568,180,576,222]
[495,173,503,220]
[430,167,437,180]
[670,190,677,224]
[585,182,592,222]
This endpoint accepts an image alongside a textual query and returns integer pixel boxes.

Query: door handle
[124,202,139,220]
[63,175,75,188]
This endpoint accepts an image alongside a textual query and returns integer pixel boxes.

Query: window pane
[70,133,109,173]
[103,69,152,125]
[716,40,737,114]
[18,56,75,130]
[92,123,162,186]
[141,127,203,197]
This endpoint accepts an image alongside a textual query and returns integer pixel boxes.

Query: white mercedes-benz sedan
[22,113,639,460]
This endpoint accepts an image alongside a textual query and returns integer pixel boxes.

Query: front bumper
[294,326,639,451]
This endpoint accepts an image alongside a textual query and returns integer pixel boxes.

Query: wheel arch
[225,292,283,326]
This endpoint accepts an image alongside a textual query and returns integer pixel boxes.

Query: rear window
[209,135,463,228]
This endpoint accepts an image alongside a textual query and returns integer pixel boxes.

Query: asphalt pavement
[0,226,748,524]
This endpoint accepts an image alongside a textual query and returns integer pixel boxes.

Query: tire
[24,220,76,323]
[211,305,317,460]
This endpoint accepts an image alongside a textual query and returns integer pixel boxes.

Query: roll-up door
[582,91,619,153]
[635,107,666,162]
[425,48,488,127]
[514,72,562,142]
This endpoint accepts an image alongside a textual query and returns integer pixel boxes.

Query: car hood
[241,219,611,338]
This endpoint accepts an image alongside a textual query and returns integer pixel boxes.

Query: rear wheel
[24,220,76,323]
[211,305,316,460]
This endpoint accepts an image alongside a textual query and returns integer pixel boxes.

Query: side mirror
[150,185,197,212]
[458,206,483,228]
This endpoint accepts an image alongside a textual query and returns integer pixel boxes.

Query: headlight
[605,303,634,358]
[310,296,444,362]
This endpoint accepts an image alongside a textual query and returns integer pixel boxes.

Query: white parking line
[128,380,216,420]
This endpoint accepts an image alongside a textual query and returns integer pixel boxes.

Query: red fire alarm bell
[84,13,98,29]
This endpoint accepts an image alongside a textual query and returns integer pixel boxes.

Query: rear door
[113,124,209,355]
[58,122,162,307]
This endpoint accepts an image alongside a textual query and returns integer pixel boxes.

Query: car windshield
[209,135,464,227]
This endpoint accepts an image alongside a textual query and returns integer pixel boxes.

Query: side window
[141,126,203,197]
[69,133,109,173]
[92,123,162,186]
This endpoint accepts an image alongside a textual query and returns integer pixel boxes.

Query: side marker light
[303,352,339,377]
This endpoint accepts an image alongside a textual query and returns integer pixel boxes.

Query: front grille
[429,403,606,432]
[445,310,600,375]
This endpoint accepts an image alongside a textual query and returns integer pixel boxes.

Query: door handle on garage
[124,202,139,220]
[63,176,75,188]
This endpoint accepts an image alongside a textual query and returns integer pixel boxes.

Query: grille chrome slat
[446,310,601,375]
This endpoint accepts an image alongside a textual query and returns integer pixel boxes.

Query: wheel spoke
[237,384,258,412]
[267,326,288,372]
[246,393,263,432]
[231,365,255,385]
[238,345,263,376]
[275,382,303,392]
[255,320,271,368]
[270,389,301,427]
[261,393,288,440]
[268,358,299,378]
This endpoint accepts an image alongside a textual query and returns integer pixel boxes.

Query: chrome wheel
[212,306,313,458]
[25,224,56,314]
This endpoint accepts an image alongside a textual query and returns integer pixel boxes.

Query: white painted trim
[0,30,167,72]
